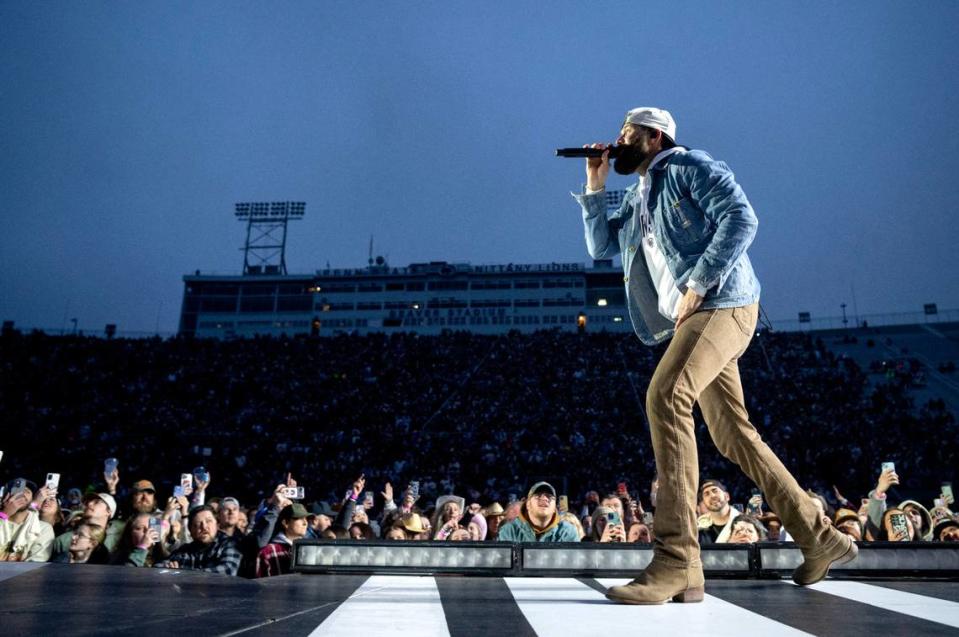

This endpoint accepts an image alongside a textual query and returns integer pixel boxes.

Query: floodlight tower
[234,201,306,275]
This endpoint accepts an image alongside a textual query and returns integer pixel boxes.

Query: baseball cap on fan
[624,107,676,144]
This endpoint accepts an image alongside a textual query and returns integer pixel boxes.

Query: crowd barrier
[292,541,959,579]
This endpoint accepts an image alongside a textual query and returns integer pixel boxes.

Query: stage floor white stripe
[308,575,449,637]
[504,578,812,637]
[789,580,959,629]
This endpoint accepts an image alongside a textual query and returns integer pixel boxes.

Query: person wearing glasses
[55,523,106,564]
[496,482,579,542]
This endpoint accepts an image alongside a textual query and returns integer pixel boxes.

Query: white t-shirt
[636,148,684,319]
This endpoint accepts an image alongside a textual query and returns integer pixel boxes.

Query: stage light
[597,298,608,307]
[520,544,750,576]
[758,543,959,575]
[290,541,959,578]
[524,546,652,572]
[294,541,514,574]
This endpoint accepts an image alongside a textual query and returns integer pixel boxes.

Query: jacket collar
[648,146,687,172]
[518,503,560,536]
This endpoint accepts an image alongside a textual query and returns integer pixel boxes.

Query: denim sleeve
[572,190,626,260]
[682,153,758,289]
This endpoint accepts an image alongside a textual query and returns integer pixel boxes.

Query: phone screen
[889,513,909,540]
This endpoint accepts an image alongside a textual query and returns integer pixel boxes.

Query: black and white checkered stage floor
[2,563,958,636]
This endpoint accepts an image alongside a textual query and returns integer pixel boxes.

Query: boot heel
[672,586,704,603]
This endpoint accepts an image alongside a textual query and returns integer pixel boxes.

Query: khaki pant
[647,303,841,568]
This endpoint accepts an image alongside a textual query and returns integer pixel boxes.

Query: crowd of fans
[1,328,957,577]
[1,463,956,577]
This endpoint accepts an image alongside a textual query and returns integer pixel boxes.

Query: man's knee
[705,416,761,458]
[646,371,689,423]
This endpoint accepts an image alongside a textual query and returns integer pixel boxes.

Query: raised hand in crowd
[832,485,851,508]
[104,467,119,496]
[876,466,900,497]
[600,518,626,543]
[351,474,365,501]
[195,470,211,493]
[940,483,955,507]
[268,483,293,511]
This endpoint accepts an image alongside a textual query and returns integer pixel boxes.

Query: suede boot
[605,559,705,605]
[793,531,858,585]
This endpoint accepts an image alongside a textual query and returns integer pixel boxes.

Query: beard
[613,144,650,175]
[705,499,727,513]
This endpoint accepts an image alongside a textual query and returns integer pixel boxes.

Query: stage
[2,563,958,636]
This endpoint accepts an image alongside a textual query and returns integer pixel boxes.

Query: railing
[767,309,959,333]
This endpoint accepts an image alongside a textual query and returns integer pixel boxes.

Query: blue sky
[1,1,957,333]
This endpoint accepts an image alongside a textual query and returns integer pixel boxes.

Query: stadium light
[234,201,306,275]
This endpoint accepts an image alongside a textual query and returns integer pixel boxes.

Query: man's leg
[607,306,748,604]
[697,306,856,584]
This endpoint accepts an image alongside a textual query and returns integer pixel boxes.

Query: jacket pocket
[665,197,706,246]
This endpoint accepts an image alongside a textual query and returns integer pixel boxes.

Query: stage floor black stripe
[435,575,537,637]
[868,580,959,603]
[705,580,959,636]
[0,564,369,637]
[214,574,372,636]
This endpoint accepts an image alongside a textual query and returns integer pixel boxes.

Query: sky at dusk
[2,1,957,334]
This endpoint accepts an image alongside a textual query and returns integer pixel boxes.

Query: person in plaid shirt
[155,505,241,576]
[255,502,309,578]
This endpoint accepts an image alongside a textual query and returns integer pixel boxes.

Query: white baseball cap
[624,107,676,143]
[84,492,118,519]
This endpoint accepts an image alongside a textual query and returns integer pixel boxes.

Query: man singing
[572,107,856,604]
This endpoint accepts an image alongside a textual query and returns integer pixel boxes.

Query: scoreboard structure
[179,258,632,338]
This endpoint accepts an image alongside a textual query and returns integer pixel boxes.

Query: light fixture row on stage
[293,541,959,578]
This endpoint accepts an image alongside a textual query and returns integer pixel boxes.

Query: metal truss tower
[234,201,306,275]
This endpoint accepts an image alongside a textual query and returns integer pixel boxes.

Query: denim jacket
[573,148,761,345]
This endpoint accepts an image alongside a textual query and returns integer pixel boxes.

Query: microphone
[555,146,625,159]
